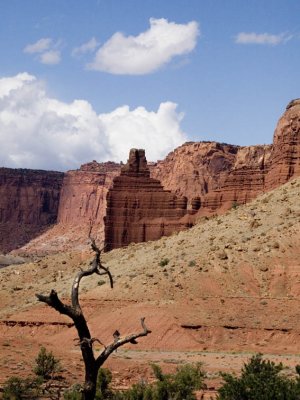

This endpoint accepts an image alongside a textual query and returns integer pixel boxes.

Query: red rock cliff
[57,161,121,241]
[0,168,63,253]
[151,142,272,214]
[265,99,300,188]
[151,100,300,215]
[104,149,193,251]
[3,99,300,254]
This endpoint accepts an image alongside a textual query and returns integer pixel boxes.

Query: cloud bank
[235,32,292,45]
[0,73,186,171]
[88,18,199,74]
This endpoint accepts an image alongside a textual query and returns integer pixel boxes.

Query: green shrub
[122,381,152,400]
[217,354,300,400]
[155,363,206,400]
[121,363,206,400]
[33,346,61,379]
[95,368,114,400]
[2,376,42,399]
[170,363,206,400]
[159,258,169,267]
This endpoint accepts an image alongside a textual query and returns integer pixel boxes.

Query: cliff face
[150,142,238,201]
[265,100,300,189]
[198,144,272,213]
[150,100,300,215]
[1,100,299,254]
[151,143,272,213]
[104,149,193,251]
[0,168,64,253]
[57,161,121,242]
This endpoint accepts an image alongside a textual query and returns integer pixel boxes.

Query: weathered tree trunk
[36,238,151,400]
[83,365,97,400]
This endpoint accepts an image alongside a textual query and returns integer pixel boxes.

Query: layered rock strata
[104,149,193,251]
[0,168,63,252]
[151,100,300,215]
[1,100,299,253]
[198,144,272,213]
[265,99,300,188]
[15,161,122,255]
[57,161,121,241]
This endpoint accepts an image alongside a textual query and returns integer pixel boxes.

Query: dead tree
[36,239,151,400]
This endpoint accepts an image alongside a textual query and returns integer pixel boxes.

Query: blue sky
[0,0,299,170]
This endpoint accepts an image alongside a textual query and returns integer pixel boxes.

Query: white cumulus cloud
[0,73,186,171]
[0,72,35,97]
[235,32,292,45]
[99,102,185,162]
[88,18,199,75]
[72,37,99,57]
[23,38,52,54]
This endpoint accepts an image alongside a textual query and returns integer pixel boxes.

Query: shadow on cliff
[0,222,58,255]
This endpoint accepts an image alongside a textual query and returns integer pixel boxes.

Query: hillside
[0,177,299,392]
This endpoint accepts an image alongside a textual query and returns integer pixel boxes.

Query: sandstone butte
[0,99,299,254]
[104,148,195,251]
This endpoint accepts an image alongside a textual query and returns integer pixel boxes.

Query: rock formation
[0,100,299,253]
[150,142,272,212]
[0,168,63,253]
[151,99,300,215]
[104,149,193,251]
[265,99,300,188]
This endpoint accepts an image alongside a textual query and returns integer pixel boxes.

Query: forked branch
[95,317,151,368]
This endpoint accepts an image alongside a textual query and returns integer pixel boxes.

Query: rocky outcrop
[104,149,193,251]
[0,168,63,253]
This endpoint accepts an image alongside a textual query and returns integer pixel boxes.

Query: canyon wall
[1,100,299,253]
[14,161,121,255]
[57,161,121,241]
[151,143,272,213]
[151,100,300,215]
[0,168,64,253]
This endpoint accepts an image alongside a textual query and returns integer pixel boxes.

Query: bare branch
[35,290,74,319]
[96,264,113,289]
[90,236,113,289]
[71,261,99,311]
[95,318,151,368]
[71,237,113,310]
